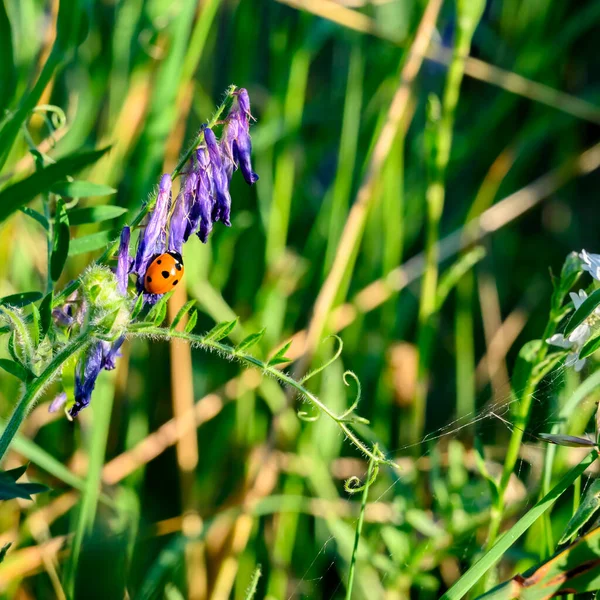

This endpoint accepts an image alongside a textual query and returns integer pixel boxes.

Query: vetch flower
[116,227,131,296]
[204,127,232,226]
[221,89,259,185]
[133,174,172,286]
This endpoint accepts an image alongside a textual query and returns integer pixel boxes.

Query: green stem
[129,325,385,466]
[412,19,476,444]
[346,448,376,600]
[0,333,91,461]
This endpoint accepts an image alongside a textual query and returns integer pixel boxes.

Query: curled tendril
[344,461,380,495]
[338,370,366,423]
[300,335,344,384]
[297,405,321,422]
[33,105,68,131]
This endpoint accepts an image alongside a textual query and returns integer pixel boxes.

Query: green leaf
[559,479,600,545]
[3,464,28,482]
[0,0,15,116]
[184,309,198,333]
[131,293,145,320]
[205,318,239,342]
[19,207,49,230]
[236,329,266,353]
[0,469,49,500]
[68,229,118,256]
[51,180,116,198]
[268,340,293,367]
[0,291,43,308]
[146,291,174,326]
[67,205,127,225]
[50,198,70,281]
[31,304,41,347]
[0,147,110,223]
[0,359,29,382]
[170,300,196,331]
[39,292,53,339]
[564,288,600,337]
[580,332,600,359]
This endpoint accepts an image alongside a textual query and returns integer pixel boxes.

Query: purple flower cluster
[134,88,258,292]
[52,88,258,418]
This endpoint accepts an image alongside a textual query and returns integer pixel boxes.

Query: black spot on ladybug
[176,264,182,271]
[173,279,179,286]
[146,276,152,283]
[157,259,162,265]
[161,271,170,279]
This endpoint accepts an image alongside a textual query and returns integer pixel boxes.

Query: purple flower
[70,342,105,418]
[221,89,259,185]
[133,174,172,286]
[168,183,190,255]
[204,127,232,226]
[194,149,214,243]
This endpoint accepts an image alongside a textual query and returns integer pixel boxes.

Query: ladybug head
[167,251,183,264]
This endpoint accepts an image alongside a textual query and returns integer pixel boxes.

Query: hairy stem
[129,325,386,465]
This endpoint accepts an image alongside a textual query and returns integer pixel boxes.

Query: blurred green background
[1,0,600,598]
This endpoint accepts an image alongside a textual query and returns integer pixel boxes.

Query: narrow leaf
[559,479,600,544]
[51,180,117,198]
[131,293,145,320]
[31,304,41,346]
[146,291,174,326]
[0,291,42,308]
[565,288,600,336]
[68,229,117,256]
[170,300,196,331]
[19,207,49,230]
[184,310,198,333]
[268,340,293,367]
[50,198,70,281]
[205,318,238,342]
[0,147,110,223]
[3,464,28,481]
[0,0,15,115]
[0,359,29,382]
[67,205,127,225]
[581,333,600,360]
[39,292,53,339]
[236,329,266,353]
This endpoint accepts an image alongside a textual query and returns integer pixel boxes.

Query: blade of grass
[63,370,116,597]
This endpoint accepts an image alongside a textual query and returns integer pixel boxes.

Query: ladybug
[144,251,184,295]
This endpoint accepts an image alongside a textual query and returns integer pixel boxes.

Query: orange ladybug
[144,251,184,294]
